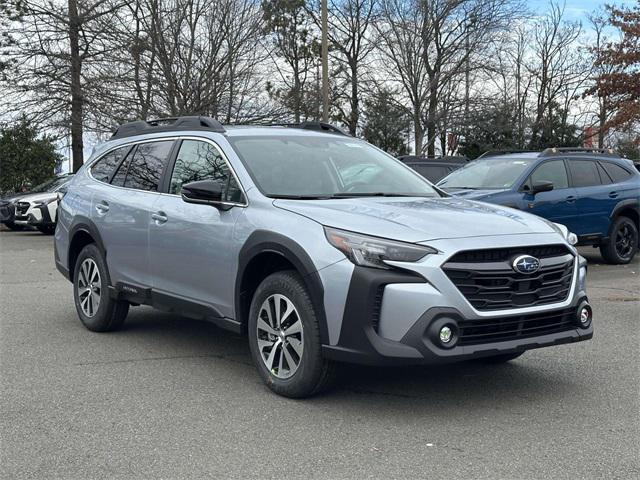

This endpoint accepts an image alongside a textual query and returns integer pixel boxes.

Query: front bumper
[15,204,54,226]
[320,233,592,366]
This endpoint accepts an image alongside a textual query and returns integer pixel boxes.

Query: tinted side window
[169,140,243,202]
[530,160,569,189]
[123,141,174,192]
[110,153,131,187]
[569,160,601,187]
[601,162,632,183]
[90,146,130,183]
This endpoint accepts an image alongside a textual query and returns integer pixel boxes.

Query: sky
[528,0,637,23]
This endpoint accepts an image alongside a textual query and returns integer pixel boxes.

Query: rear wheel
[600,216,638,264]
[248,271,334,398]
[73,243,129,332]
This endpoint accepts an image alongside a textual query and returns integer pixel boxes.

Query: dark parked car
[398,156,467,183]
[438,148,640,264]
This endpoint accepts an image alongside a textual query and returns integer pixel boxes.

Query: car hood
[274,196,555,243]
[15,192,57,203]
[440,188,509,199]
[0,191,31,204]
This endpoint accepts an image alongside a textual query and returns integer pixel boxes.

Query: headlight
[34,198,56,207]
[547,221,578,246]
[324,227,437,269]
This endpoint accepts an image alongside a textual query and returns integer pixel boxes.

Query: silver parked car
[54,117,593,397]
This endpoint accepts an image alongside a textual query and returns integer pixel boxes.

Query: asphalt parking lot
[1,230,638,479]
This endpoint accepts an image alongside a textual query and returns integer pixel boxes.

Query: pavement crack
[72,353,253,367]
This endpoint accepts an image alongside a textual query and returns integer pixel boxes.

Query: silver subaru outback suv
[54,117,593,397]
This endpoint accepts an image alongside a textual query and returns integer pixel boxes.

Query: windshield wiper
[331,192,431,198]
[269,194,335,200]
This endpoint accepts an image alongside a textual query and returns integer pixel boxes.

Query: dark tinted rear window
[410,164,450,182]
[601,162,633,183]
[110,141,174,191]
[90,146,130,183]
[569,160,602,187]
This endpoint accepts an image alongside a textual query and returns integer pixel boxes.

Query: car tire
[476,352,524,364]
[600,216,638,265]
[73,243,129,332]
[37,225,55,235]
[248,270,335,398]
[3,221,24,231]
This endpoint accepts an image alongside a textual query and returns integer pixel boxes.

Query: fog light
[439,326,453,344]
[575,302,592,329]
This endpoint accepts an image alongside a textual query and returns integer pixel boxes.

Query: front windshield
[30,176,70,193]
[229,135,439,198]
[438,157,534,189]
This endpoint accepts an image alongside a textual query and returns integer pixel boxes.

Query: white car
[14,174,73,234]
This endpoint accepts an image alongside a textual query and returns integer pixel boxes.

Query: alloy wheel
[77,258,101,317]
[256,294,304,379]
[615,223,635,259]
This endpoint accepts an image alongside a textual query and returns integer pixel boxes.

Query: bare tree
[1,0,127,171]
[309,0,377,134]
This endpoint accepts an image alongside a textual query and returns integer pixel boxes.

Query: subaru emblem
[513,255,540,274]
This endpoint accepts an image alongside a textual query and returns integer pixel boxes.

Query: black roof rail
[540,147,620,158]
[297,121,349,136]
[111,116,226,139]
[477,149,539,158]
[398,155,468,163]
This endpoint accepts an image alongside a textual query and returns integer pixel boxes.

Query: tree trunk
[426,83,437,157]
[413,110,423,155]
[68,0,83,172]
[349,60,358,135]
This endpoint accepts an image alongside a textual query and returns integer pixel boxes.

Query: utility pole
[321,0,329,123]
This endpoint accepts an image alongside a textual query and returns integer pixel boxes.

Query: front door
[148,139,246,319]
[520,159,579,232]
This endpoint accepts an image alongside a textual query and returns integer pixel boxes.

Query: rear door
[520,159,579,231]
[567,159,613,237]
[148,138,246,319]
[91,139,175,287]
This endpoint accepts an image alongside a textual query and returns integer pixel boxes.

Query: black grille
[447,244,570,263]
[458,308,576,345]
[371,286,385,333]
[443,246,575,311]
[15,202,29,216]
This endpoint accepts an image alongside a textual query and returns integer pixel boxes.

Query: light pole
[321,0,329,123]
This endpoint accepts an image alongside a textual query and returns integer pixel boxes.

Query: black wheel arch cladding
[236,230,329,344]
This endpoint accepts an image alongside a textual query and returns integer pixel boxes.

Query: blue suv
[438,148,640,264]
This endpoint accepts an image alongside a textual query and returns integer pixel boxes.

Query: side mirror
[181,180,229,209]
[531,181,554,195]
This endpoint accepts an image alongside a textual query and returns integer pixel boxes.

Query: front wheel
[600,216,638,264]
[248,271,335,398]
[73,243,129,332]
[37,225,55,235]
[3,221,24,231]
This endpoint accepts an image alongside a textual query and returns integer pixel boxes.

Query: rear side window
[568,160,602,187]
[530,160,569,189]
[169,140,244,202]
[90,146,130,183]
[111,141,174,191]
[601,162,633,183]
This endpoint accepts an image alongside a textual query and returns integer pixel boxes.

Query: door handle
[95,201,109,214]
[609,191,618,199]
[566,196,576,203]
[151,212,168,224]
